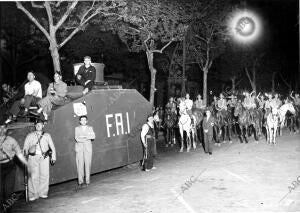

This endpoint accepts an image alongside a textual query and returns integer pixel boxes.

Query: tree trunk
[203,69,208,106]
[231,77,235,93]
[271,72,276,93]
[181,38,186,96]
[146,50,156,106]
[49,42,61,73]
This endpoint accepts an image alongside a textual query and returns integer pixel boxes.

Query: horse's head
[287,103,296,114]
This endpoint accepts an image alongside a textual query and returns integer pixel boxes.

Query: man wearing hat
[6,71,42,124]
[0,125,29,212]
[23,119,56,201]
[33,72,67,120]
[202,107,215,155]
[140,116,156,171]
[76,56,96,95]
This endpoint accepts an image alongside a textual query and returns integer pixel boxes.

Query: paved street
[14,131,300,213]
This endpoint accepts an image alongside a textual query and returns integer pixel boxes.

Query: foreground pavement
[13,131,300,213]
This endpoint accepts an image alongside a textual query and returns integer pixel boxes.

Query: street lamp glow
[228,10,262,44]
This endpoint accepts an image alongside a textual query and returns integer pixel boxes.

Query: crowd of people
[164,91,300,115]
[0,56,97,212]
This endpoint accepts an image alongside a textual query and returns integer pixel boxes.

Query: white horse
[266,108,279,144]
[178,111,197,152]
[277,102,296,135]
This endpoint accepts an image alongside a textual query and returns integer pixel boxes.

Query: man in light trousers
[75,116,95,187]
[23,119,56,201]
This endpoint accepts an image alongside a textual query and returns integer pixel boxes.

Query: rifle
[24,164,29,202]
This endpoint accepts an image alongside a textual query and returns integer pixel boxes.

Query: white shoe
[29,197,37,201]
[39,195,48,199]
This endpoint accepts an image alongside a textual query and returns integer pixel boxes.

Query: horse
[178,110,197,152]
[163,108,177,147]
[277,103,296,135]
[266,108,279,144]
[234,102,251,143]
[214,108,232,144]
[192,108,204,143]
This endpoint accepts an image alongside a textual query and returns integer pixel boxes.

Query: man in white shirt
[6,71,42,123]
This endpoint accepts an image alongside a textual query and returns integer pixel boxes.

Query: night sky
[0,0,299,95]
[234,0,299,84]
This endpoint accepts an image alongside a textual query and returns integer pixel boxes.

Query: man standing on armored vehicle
[76,56,96,95]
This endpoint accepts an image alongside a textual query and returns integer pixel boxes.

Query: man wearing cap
[33,72,67,120]
[76,56,96,95]
[6,71,42,123]
[202,108,215,155]
[0,125,29,212]
[140,116,156,171]
[23,120,56,201]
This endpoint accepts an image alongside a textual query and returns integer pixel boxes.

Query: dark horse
[213,108,232,144]
[163,108,177,147]
[234,103,251,143]
[192,108,204,144]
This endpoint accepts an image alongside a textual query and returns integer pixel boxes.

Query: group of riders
[158,90,300,147]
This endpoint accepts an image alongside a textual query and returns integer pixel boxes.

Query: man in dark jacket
[202,108,215,155]
[76,56,96,95]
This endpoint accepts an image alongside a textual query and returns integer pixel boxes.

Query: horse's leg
[238,124,244,143]
[273,125,277,144]
[244,126,249,143]
[186,131,191,152]
[179,126,184,152]
[166,128,169,147]
[228,123,232,143]
[192,128,197,149]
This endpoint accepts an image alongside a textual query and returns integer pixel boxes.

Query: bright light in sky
[228,10,262,44]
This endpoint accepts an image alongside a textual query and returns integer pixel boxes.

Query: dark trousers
[0,160,16,213]
[143,137,154,170]
[10,95,40,116]
[76,79,94,90]
[204,132,213,153]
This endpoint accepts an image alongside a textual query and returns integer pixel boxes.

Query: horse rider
[264,93,273,115]
[227,95,237,108]
[242,91,256,121]
[165,97,177,114]
[216,93,227,112]
[290,91,300,106]
[184,93,194,124]
[194,94,206,112]
[271,93,282,109]
[256,93,265,110]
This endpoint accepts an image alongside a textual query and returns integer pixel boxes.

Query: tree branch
[31,1,43,9]
[143,33,151,52]
[152,39,174,54]
[55,1,78,30]
[44,2,53,29]
[58,6,99,49]
[16,2,51,41]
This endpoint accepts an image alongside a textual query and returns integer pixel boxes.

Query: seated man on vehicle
[5,71,42,124]
[75,56,96,95]
[32,72,67,120]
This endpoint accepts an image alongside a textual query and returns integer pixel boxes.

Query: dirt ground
[13,130,300,213]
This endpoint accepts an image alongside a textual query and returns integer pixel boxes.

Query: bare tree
[186,0,230,105]
[16,1,127,72]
